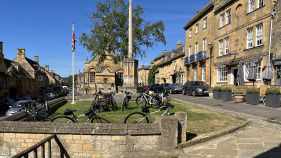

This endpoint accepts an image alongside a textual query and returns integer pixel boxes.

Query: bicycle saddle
[63,108,76,115]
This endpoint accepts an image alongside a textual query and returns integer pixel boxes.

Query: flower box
[246,92,260,105]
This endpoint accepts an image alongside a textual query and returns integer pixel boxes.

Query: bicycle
[24,101,42,122]
[124,101,174,124]
[136,87,161,108]
[51,95,110,123]
[104,92,118,111]
[119,90,132,111]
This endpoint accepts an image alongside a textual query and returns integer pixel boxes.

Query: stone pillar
[128,0,133,58]
[159,116,178,149]
[174,112,187,143]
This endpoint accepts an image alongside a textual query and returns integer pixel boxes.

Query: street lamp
[208,43,213,86]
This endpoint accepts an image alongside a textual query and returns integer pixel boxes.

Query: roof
[4,58,33,79]
[138,65,151,70]
[158,45,185,67]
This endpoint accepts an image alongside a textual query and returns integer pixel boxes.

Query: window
[189,46,192,57]
[247,27,253,48]
[226,9,231,24]
[203,38,206,51]
[219,39,223,56]
[195,42,198,54]
[258,0,264,8]
[196,23,199,34]
[181,58,183,69]
[225,37,229,55]
[189,29,192,38]
[180,73,184,84]
[203,17,207,28]
[249,0,255,12]
[244,61,261,80]
[194,65,197,81]
[202,64,205,82]
[174,61,176,71]
[256,24,263,46]
[90,72,96,83]
[171,52,173,58]
[220,13,225,27]
[217,67,228,82]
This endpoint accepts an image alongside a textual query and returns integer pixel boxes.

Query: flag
[72,23,76,52]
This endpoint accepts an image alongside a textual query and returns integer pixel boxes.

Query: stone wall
[0,112,187,158]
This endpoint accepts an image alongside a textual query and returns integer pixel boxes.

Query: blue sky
[0,0,210,77]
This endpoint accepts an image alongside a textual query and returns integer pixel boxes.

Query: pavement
[169,94,281,158]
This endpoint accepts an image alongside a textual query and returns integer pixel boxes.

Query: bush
[213,86,222,91]
[222,87,232,92]
[246,87,259,93]
[208,88,213,92]
[234,90,244,94]
[265,88,281,94]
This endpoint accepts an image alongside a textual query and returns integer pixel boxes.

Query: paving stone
[184,149,203,155]
[238,144,265,150]
[178,155,206,158]
[236,138,262,144]
[201,149,238,157]
[238,150,265,157]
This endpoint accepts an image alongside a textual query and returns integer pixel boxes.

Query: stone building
[181,0,280,87]
[0,42,9,98]
[13,49,48,96]
[138,64,151,86]
[82,51,123,93]
[44,65,61,92]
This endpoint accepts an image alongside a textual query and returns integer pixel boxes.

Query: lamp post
[208,43,213,86]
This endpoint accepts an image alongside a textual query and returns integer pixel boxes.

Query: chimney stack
[51,70,54,74]
[17,48,26,57]
[163,50,167,54]
[34,55,39,63]
[177,40,182,48]
[0,41,3,55]
[45,65,49,72]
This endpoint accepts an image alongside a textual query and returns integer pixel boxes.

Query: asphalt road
[170,94,281,122]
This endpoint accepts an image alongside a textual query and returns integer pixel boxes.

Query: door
[231,67,238,85]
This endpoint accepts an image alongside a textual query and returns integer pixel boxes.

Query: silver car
[6,100,33,116]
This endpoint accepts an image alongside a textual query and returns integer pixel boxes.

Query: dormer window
[165,56,167,61]
[171,52,173,58]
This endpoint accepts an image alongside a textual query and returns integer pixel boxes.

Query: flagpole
[71,23,76,104]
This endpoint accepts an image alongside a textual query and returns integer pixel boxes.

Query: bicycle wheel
[91,117,110,123]
[124,112,149,124]
[51,116,75,123]
[110,98,117,111]
[136,95,147,108]
[150,97,160,109]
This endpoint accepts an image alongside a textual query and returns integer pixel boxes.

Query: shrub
[213,86,222,91]
[265,88,281,94]
[234,90,244,94]
[222,87,232,92]
[208,88,213,92]
[246,87,259,93]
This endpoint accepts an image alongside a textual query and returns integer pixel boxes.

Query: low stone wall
[0,112,187,158]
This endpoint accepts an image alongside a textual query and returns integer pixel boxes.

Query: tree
[66,75,78,88]
[79,0,166,63]
[148,64,159,84]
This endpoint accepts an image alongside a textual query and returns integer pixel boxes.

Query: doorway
[231,67,238,85]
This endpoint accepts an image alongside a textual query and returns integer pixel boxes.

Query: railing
[12,134,70,158]
[184,57,189,64]
[189,54,195,63]
[196,51,207,60]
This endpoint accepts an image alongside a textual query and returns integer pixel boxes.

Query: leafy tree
[79,0,166,63]
[66,75,78,88]
[148,64,159,84]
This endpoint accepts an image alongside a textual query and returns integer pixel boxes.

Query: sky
[0,0,211,77]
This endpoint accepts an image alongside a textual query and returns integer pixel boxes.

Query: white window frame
[258,0,264,8]
[256,24,263,46]
[180,72,184,84]
[244,61,261,81]
[194,66,197,81]
[196,23,199,34]
[203,17,207,28]
[203,38,206,51]
[247,27,253,48]
[189,29,192,38]
[225,37,229,55]
[171,52,173,58]
[202,64,205,82]
[226,9,231,25]
[220,13,225,27]
[219,39,223,56]
[181,58,183,69]
[90,72,96,83]
[217,67,228,82]
[189,46,192,57]
[174,61,176,71]
[249,0,255,12]
[195,42,198,54]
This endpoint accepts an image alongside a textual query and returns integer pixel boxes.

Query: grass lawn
[49,100,245,135]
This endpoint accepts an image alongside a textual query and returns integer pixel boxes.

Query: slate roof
[138,65,151,70]
[4,58,33,78]
[158,45,185,67]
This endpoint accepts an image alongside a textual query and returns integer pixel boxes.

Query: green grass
[49,100,246,135]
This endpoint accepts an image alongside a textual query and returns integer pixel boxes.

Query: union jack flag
[72,23,76,52]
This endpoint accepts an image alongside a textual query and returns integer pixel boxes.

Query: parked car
[0,98,15,111]
[43,93,51,100]
[149,84,163,93]
[6,100,34,116]
[53,92,59,98]
[168,83,183,94]
[182,81,211,96]
[161,83,170,93]
[48,93,55,100]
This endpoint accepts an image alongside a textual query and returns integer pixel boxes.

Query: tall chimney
[163,50,167,54]
[45,65,49,72]
[51,70,54,74]
[177,40,182,48]
[34,55,39,63]
[0,41,3,55]
[17,48,26,57]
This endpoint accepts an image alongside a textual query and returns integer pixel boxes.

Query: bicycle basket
[84,109,92,116]
[141,106,149,113]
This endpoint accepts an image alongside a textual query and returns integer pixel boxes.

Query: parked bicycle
[119,90,132,111]
[24,98,51,122]
[51,93,110,123]
[124,101,174,124]
[136,86,169,108]
[103,92,118,111]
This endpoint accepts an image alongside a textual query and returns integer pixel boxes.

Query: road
[170,94,281,122]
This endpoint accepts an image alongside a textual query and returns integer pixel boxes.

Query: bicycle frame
[135,106,171,123]
[141,93,157,106]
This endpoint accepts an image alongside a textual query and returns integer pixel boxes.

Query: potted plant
[208,88,213,99]
[265,88,280,107]
[234,90,244,103]
[221,87,232,101]
[246,87,260,105]
[213,86,222,100]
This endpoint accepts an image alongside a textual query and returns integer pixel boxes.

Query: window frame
[249,0,255,12]
[258,0,264,8]
[189,29,192,38]
[225,37,229,55]
[202,64,205,82]
[219,39,223,56]
[256,23,263,46]
[194,65,197,81]
[203,38,206,51]
[247,27,254,49]
[203,17,207,28]
[217,67,228,82]
[189,45,192,57]
[90,72,96,83]
[196,23,199,34]
[220,13,225,27]
[226,9,231,25]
